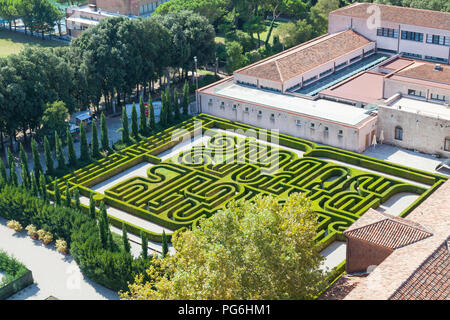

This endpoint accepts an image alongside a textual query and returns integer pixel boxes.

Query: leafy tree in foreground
[121,193,328,300]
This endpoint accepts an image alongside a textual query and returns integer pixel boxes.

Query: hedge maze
[49,114,447,246]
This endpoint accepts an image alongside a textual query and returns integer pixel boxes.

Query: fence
[0,270,34,300]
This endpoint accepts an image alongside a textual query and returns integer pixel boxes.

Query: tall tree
[182,80,189,115]
[66,127,77,167]
[173,89,180,120]
[148,94,156,132]
[141,231,148,260]
[53,180,61,205]
[7,147,17,186]
[161,230,168,258]
[122,223,131,254]
[55,131,65,170]
[39,172,47,202]
[73,187,81,211]
[19,143,30,186]
[100,112,109,152]
[0,158,7,184]
[65,181,71,208]
[31,138,42,181]
[139,96,148,136]
[131,103,139,141]
[43,136,54,176]
[91,120,100,159]
[165,87,173,125]
[121,106,130,145]
[79,121,90,162]
[89,193,96,219]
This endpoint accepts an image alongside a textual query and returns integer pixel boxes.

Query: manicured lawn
[0,29,67,57]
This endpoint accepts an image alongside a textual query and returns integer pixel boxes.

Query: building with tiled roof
[343,179,450,300]
[329,2,450,64]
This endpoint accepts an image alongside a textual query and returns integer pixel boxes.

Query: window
[303,75,317,85]
[220,102,225,109]
[445,137,450,151]
[335,61,348,70]
[408,89,425,98]
[424,56,449,64]
[310,123,315,129]
[270,113,275,121]
[319,69,333,77]
[244,107,249,113]
[232,104,237,111]
[338,130,343,137]
[403,52,422,59]
[364,49,375,56]
[350,55,361,63]
[324,127,329,133]
[430,93,446,101]
[208,99,213,106]
[426,34,450,46]
[377,27,398,39]
[395,126,403,141]
[257,110,262,117]
[401,31,423,42]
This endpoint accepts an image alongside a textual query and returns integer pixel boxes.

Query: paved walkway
[320,241,347,272]
[0,217,119,300]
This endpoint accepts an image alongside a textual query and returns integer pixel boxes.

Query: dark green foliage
[79,122,90,162]
[100,112,109,152]
[44,136,54,176]
[31,139,42,181]
[97,201,108,249]
[39,172,47,202]
[20,162,30,189]
[148,94,156,133]
[182,80,189,115]
[161,230,168,258]
[173,89,180,120]
[65,181,71,208]
[141,231,148,260]
[122,223,131,254]
[165,87,172,125]
[55,131,66,170]
[131,103,139,141]
[30,174,38,197]
[89,193,96,219]
[0,158,7,184]
[53,180,61,206]
[159,91,166,127]
[91,120,101,159]
[74,187,81,211]
[7,148,17,187]
[19,143,30,186]
[66,127,77,168]
[139,96,148,136]
[121,106,131,145]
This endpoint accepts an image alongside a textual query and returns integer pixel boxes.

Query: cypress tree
[139,96,147,136]
[79,121,90,162]
[65,181,71,208]
[55,131,65,170]
[7,148,17,186]
[31,139,42,181]
[141,231,148,259]
[165,87,172,124]
[160,91,166,127]
[91,120,100,159]
[30,174,38,197]
[0,157,7,184]
[66,127,77,168]
[20,162,29,189]
[131,102,139,141]
[89,193,96,219]
[43,136,54,176]
[98,201,107,249]
[122,223,131,253]
[39,172,47,202]
[161,230,168,258]
[74,187,81,211]
[54,180,61,205]
[100,112,109,152]
[19,143,30,184]
[121,106,130,145]
[148,94,156,133]
[173,89,180,120]
[182,80,189,115]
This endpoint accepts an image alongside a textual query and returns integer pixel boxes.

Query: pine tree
[173,89,180,120]
[55,131,65,170]
[74,187,81,211]
[39,172,47,202]
[7,148,17,186]
[79,121,90,162]
[141,231,148,259]
[122,223,131,254]
[43,136,54,176]
[182,80,189,115]
[100,112,109,152]
[0,158,7,184]
[91,120,101,159]
[66,127,77,168]
[19,143,30,184]
[139,96,147,136]
[165,87,172,124]
[131,102,139,141]
[161,230,168,258]
[148,94,156,133]
[121,106,130,145]
[54,180,61,205]
[89,193,96,219]
[31,139,42,181]
[65,181,71,208]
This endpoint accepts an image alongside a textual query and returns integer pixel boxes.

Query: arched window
[445,137,450,151]
[395,126,403,141]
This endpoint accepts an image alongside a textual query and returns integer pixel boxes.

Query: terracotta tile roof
[344,215,432,249]
[390,240,450,300]
[235,30,371,82]
[330,2,450,31]
[395,61,450,85]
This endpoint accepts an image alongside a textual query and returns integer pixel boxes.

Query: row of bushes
[0,250,33,300]
[0,181,154,291]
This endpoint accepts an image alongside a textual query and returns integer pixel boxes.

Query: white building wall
[383,78,450,103]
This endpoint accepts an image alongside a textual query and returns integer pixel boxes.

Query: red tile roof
[235,30,371,82]
[390,240,450,300]
[330,2,450,31]
[344,216,432,249]
[395,61,450,85]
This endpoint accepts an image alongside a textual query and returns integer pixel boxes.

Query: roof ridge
[274,60,283,82]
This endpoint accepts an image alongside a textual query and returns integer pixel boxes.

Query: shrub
[56,239,68,254]
[25,224,38,238]
[7,220,22,232]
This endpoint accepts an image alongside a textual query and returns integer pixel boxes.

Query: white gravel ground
[320,241,347,272]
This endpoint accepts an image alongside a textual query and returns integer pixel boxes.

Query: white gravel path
[0,217,118,300]
[320,241,347,272]
[377,192,420,216]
